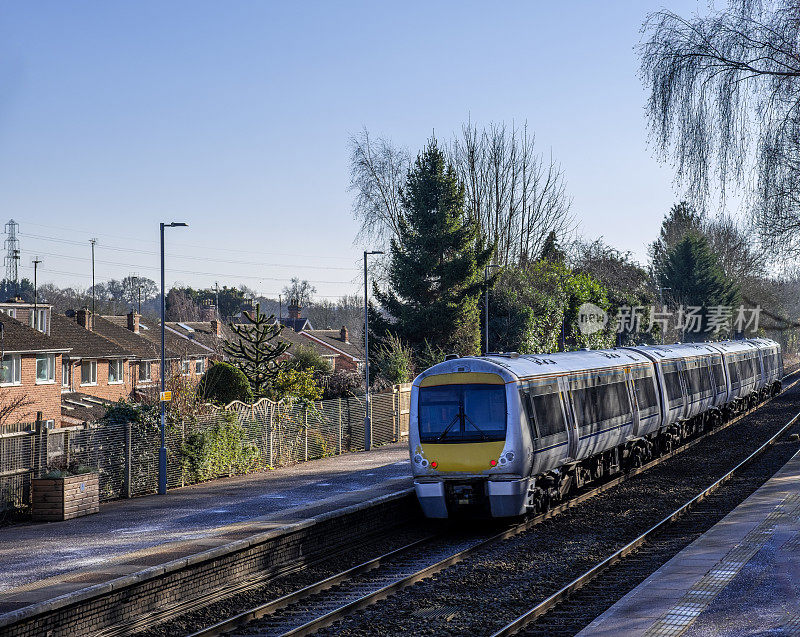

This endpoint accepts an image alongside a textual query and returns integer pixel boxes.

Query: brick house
[0,298,51,334]
[301,327,363,373]
[0,314,69,426]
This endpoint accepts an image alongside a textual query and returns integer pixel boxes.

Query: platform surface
[0,442,411,615]
[579,447,800,636]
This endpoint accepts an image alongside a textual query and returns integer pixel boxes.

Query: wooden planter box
[31,473,100,522]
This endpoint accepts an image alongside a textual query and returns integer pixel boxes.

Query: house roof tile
[50,313,130,359]
[0,314,69,354]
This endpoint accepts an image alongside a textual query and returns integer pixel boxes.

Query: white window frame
[62,359,70,388]
[36,354,55,384]
[30,308,47,333]
[1,308,16,318]
[195,359,204,375]
[138,361,152,382]
[81,360,98,386]
[108,359,124,384]
[181,359,191,376]
[0,354,21,386]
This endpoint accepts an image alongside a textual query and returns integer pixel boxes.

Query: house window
[195,359,204,374]
[108,360,124,384]
[181,359,191,375]
[138,361,152,381]
[36,354,55,383]
[62,360,70,388]
[30,309,47,333]
[0,354,21,385]
[1,308,16,318]
[81,360,97,386]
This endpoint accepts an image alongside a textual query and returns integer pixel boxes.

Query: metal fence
[0,386,411,513]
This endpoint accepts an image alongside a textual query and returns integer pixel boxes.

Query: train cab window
[634,376,658,410]
[418,384,506,443]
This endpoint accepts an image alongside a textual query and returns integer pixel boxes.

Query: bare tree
[640,1,800,255]
[349,128,410,247]
[350,122,574,266]
[282,278,316,307]
[451,121,574,266]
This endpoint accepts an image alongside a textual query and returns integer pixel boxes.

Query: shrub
[323,370,363,399]
[287,344,332,376]
[271,367,323,403]
[198,361,253,405]
[375,333,415,385]
[182,413,259,481]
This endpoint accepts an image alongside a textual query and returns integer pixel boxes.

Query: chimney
[127,310,140,334]
[288,298,301,320]
[211,319,221,337]
[340,326,349,343]
[200,300,216,322]
[77,307,93,331]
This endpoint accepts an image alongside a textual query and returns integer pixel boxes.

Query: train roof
[411,338,782,387]
[413,347,652,386]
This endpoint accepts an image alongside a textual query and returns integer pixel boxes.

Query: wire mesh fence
[0,386,411,513]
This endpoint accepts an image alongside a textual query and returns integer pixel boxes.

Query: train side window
[712,362,726,391]
[663,370,682,404]
[728,361,740,387]
[634,376,658,410]
[520,388,539,438]
[531,392,567,437]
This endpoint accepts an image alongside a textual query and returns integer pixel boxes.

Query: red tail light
[431,461,438,468]
[490,459,497,467]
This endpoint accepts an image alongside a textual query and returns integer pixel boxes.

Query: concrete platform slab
[0,443,411,615]
[579,448,800,636]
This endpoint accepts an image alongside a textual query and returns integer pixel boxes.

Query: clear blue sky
[0,1,703,299]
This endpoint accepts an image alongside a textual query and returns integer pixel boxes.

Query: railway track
[161,372,800,637]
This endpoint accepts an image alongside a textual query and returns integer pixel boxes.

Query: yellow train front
[409,357,530,518]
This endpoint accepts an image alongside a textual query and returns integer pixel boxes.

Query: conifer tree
[224,303,289,398]
[659,233,740,339]
[374,139,494,356]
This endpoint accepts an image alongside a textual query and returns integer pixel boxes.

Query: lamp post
[159,222,188,496]
[483,264,500,355]
[363,250,384,451]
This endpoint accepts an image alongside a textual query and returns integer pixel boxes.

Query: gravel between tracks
[314,382,800,637]
[134,525,432,637]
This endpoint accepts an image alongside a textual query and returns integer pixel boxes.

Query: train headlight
[505,451,515,461]
[413,454,423,465]
[421,459,429,467]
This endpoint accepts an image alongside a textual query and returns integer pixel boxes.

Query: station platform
[0,442,411,616]
[579,447,800,636]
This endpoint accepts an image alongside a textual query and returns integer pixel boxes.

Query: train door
[676,359,689,421]
[557,375,579,463]
[625,366,641,438]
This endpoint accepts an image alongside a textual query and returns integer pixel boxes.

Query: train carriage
[410,338,783,519]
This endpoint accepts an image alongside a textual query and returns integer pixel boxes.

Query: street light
[484,264,501,355]
[159,222,188,496]
[363,250,384,451]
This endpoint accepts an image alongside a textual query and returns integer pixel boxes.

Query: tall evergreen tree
[224,303,289,398]
[659,233,740,340]
[374,139,494,356]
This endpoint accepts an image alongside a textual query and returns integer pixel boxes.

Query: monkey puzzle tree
[224,303,289,398]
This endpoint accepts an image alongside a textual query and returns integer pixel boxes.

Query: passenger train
[409,338,783,518]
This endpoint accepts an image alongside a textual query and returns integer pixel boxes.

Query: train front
[409,358,529,518]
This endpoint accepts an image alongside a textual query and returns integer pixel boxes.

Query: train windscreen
[418,384,507,442]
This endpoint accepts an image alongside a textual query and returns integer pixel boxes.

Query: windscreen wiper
[463,414,490,441]
[436,413,461,441]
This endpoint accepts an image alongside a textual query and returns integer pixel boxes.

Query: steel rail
[489,406,800,636]
[186,372,800,637]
